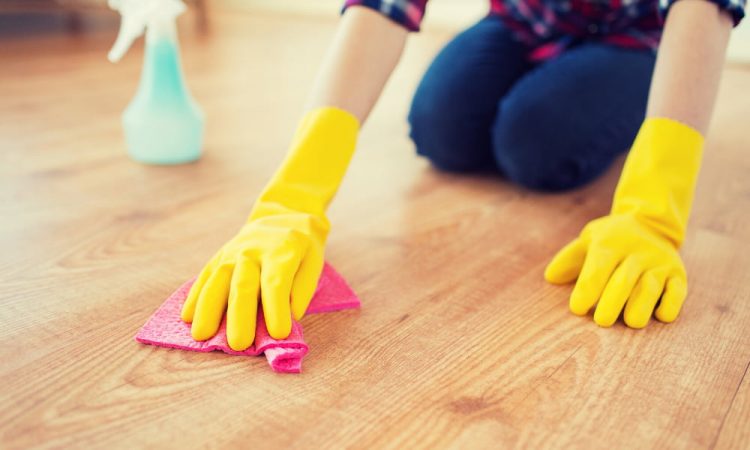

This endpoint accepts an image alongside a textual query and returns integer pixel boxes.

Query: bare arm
[306,6,409,123]
[646,0,734,134]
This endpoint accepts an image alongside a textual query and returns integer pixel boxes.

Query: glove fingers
[260,246,304,340]
[226,258,260,351]
[545,238,587,284]
[191,264,233,341]
[569,249,620,316]
[593,257,642,327]
[623,268,668,329]
[181,262,214,323]
[655,276,688,323]
[290,245,325,321]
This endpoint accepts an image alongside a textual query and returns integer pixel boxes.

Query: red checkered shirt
[343,0,745,61]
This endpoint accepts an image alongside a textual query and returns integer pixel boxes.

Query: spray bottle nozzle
[108,0,186,63]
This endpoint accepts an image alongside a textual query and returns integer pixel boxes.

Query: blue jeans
[408,16,656,191]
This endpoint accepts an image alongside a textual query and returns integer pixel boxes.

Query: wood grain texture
[1,8,749,450]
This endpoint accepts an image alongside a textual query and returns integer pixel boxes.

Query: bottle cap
[108,0,186,62]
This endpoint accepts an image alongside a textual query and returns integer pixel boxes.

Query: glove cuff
[611,117,704,247]
[252,107,360,219]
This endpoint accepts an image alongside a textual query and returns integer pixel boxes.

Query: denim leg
[492,44,656,191]
[409,16,531,173]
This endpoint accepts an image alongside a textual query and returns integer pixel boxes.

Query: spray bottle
[108,0,204,164]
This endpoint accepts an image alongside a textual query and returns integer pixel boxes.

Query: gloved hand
[181,107,359,350]
[545,117,704,328]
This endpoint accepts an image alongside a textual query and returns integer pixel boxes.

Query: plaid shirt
[342,0,745,61]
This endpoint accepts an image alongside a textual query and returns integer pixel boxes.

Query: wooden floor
[1,8,749,450]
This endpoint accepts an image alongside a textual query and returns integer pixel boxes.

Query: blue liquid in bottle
[123,24,204,165]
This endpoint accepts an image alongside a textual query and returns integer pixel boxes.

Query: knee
[492,99,615,192]
[408,93,473,173]
[408,81,495,173]
[408,89,449,169]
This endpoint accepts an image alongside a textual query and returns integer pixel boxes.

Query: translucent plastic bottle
[109,0,204,164]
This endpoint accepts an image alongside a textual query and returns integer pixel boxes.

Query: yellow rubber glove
[545,117,704,328]
[181,107,359,350]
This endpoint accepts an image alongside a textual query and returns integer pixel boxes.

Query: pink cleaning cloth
[135,263,360,373]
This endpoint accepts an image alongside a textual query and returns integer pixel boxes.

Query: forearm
[306,6,408,123]
[646,0,733,134]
